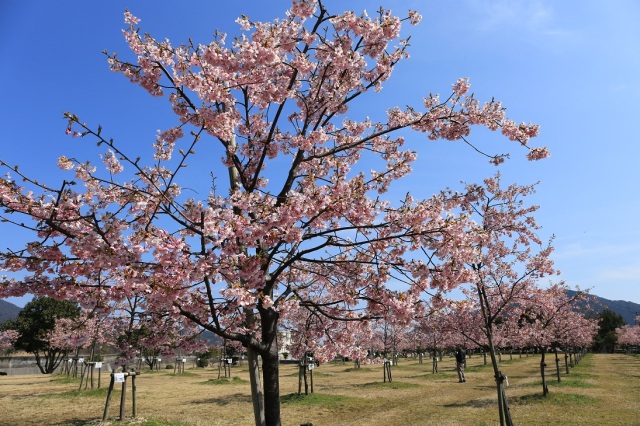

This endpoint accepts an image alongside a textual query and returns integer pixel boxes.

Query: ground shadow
[191,392,253,406]
[443,398,495,408]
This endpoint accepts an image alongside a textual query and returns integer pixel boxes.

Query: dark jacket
[455,349,466,363]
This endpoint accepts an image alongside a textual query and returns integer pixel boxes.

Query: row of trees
[2,288,613,375]
[283,284,598,364]
[0,284,599,375]
[0,296,207,374]
[615,315,640,349]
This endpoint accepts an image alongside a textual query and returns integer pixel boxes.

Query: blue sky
[1,1,639,307]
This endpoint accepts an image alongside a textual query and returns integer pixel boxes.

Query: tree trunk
[34,351,46,374]
[261,348,281,426]
[477,283,513,426]
[540,349,549,396]
[257,308,281,426]
[247,346,266,426]
[554,348,561,382]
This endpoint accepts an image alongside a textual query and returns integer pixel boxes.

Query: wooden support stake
[90,363,95,390]
[119,375,127,421]
[78,364,86,391]
[103,371,140,421]
[132,374,137,418]
[102,374,116,421]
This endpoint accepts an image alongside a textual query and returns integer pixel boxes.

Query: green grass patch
[552,379,594,388]
[571,355,594,370]
[512,392,598,406]
[465,365,491,372]
[407,372,441,379]
[564,372,595,379]
[522,379,594,389]
[287,371,333,377]
[308,371,332,377]
[386,363,412,369]
[200,376,247,385]
[166,371,198,378]
[358,381,419,390]
[140,419,189,426]
[281,392,355,407]
[343,367,374,373]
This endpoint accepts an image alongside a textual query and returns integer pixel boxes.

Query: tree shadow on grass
[191,392,253,406]
[510,392,599,406]
[56,419,98,426]
[443,398,495,409]
[357,381,419,389]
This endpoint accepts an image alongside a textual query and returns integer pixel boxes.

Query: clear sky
[1,1,639,307]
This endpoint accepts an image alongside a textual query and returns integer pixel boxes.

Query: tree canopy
[0,2,552,424]
[1,296,80,373]
[593,309,625,353]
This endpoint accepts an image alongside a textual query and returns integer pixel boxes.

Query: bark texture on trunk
[262,348,281,426]
[540,349,549,396]
[247,346,265,426]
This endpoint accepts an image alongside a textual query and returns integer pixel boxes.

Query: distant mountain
[0,300,22,324]
[198,329,223,346]
[567,290,640,325]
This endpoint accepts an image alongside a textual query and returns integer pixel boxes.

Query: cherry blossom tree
[2,297,81,374]
[281,300,371,364]
[0,329,19,354]
[415,308,453,373]
[0,2,548,424]
[439,301,488,357]
[103,296,207,368]
[435,176,557,426]
[50,309,108,364]
[517,283,595,395]
[616,322,640,350]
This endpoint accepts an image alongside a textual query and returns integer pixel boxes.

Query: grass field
[0,353,638,425]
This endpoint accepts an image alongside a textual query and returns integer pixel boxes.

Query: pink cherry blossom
[0,3,551,424]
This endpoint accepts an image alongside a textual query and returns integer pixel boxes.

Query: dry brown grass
[1,353,638,426]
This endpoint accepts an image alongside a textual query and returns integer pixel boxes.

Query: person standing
[455,347,466,383]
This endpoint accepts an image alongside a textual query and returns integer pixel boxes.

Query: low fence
[0,355,117,376]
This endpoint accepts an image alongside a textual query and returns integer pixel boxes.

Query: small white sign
[182,358,186,363]
[226,358,233,364]
[78,357,85,364]
[95,362,103,369]
[308,363,315,371]
[157,358,161,362]
[114,373,125,383]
